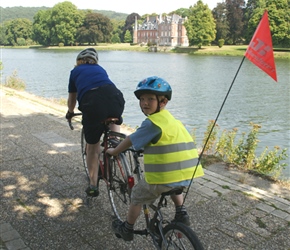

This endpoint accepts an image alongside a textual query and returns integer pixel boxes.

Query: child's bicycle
[119,147,205,249]
[68,114,204,249]
[68,113,134,220]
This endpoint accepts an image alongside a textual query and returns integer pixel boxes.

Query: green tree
[0,23,9,45]
[111,19,124,43]
[226,0,245,44]
[212,2,230,44]
[124,30,132,43]
[49,1,84,45]
[32,9,52,46]
[122,13,140,42]
[111,33,121,43]
[247,0,290,46]
[76,12,113,44]
[243,0,266,42]
[170,8,190,17]
[4,18,32,46]
[184,0,216,48]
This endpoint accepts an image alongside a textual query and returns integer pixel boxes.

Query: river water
[2,48,290,179]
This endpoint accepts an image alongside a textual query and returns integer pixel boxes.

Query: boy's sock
[124,221,134,232]
[175,205,187,214]
[90,185,98,190]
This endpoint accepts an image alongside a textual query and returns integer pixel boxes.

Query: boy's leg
[171,194,191,226]
[112,203,142,241]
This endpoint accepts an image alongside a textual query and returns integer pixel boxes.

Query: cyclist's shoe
[112,219,134,241]
[85,186,99,197]
[172,211,191,226]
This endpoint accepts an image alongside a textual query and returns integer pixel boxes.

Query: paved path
[1,87,289,250]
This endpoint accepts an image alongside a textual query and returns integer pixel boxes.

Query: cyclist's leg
[81,114,104,197]
[86,142,101,187]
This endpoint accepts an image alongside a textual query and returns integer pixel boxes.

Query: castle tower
[133,16,138,44]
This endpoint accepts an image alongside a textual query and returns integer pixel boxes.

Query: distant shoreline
[2,44,289,59]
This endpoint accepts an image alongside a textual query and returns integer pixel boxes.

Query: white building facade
[133,14,189,47]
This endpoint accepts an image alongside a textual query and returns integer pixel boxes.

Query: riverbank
[1,85,289,196]
[1,85,290,250]
[2,43,290,58]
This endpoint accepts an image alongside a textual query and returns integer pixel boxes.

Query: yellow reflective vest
[144,109,204,184]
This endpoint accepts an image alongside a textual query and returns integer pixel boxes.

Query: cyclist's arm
[67,92,77,113]
[106,136,132,156]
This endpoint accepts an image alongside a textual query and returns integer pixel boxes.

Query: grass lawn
[174,45,290,58]
[3,43,289,58]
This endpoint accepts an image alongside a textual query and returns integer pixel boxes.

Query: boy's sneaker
[112,219,134,241]
[85,186,99,197]
[172,211,191,226]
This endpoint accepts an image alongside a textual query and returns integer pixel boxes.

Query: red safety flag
[245,10,277,81]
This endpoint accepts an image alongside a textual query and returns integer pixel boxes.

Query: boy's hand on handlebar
[106,148,117,156]
[65,110,74,120]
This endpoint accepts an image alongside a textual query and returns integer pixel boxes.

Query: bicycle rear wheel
[108,152,133,221]
[81,128,89,181]
[159,222,204,250]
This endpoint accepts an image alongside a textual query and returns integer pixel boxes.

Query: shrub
[218,39,225,48]
[16,38,26,46]
[201,121,288,179]
[4,70,26,90]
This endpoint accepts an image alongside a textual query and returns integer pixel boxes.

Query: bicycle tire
[81,128,90,181]
[108,152,133,221]
[159,222,204,250]
[125,149,143,183]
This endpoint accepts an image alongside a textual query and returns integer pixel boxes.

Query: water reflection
[2,49,289,178]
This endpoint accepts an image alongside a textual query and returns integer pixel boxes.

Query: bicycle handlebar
[68,113,82,130]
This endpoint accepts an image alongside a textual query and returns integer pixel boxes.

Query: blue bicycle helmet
[134,76,172,100]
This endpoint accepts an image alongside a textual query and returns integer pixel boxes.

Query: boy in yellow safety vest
[106,76,204,241]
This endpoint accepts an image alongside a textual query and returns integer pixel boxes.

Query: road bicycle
[68,113,134,220]
[69,114,204,249]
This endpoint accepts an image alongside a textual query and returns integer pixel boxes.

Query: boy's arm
[106,136,132,156]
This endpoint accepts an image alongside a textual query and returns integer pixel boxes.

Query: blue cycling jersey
[68,64,115,102]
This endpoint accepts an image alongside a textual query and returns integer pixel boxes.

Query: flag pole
[184,56,246,201]
[183,10,277,203]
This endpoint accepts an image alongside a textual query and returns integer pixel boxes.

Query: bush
[201,121,288,179]
[58,42,64,47]
[16,38,26,46]
[4,70,26,90]
[218,39,225,48]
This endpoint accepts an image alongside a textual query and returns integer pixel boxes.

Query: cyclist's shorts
[130,179,172,205]
[79,84,125,144]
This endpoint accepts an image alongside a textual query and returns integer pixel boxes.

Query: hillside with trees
[0,6,128,23]
[0,0,289,47]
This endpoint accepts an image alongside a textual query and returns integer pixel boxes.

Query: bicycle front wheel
[159,222,204,250]
[108,152,133,221]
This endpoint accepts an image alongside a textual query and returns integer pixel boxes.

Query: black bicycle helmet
[134,76,172,100]
[76,48,98,63]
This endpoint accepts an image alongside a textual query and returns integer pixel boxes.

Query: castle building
[133,14,189,47]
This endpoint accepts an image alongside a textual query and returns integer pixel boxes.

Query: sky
[0,0,224,15]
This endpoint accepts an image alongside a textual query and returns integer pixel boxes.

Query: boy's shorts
[79,84,125,144]
[130,178,173,205]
